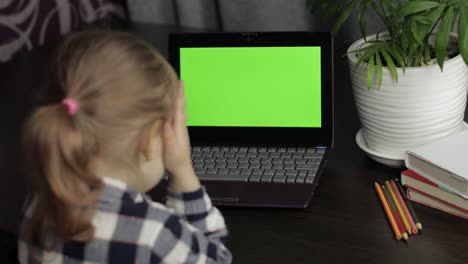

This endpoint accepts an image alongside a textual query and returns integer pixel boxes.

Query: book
[405,130,468,199]
[400,170,467,213]
[407,189,468,220]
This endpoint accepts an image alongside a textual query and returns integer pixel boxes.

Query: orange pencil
[385,181,412,235]
[391,180,418,234]
[382,185,409,240]
[374,182,402,240]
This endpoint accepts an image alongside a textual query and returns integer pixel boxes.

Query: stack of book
[404,130,468,220]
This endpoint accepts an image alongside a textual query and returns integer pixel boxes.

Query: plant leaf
[385,44,406,72]
[375,52,383,88]
[435,6,455,70]
[397,1,440,17]
[332,0,360,36]
[458,8,468,65]
[367,54,375,89]
[358,0,370,41]
[414,16,434,24]
[381,49,399,82]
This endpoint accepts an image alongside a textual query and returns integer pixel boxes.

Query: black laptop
[166,32,333,208]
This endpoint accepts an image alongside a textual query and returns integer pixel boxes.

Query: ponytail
[23,102,103,248]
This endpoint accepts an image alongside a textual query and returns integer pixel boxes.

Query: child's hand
[162,81,200,192]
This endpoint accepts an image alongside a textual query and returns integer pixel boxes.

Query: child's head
[23,30,178,243]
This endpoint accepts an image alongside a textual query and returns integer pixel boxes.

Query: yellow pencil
[385,181,412,235]
[374,182,402,240]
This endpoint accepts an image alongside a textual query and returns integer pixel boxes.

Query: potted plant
[309,0,468,167]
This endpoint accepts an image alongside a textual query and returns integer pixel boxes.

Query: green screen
[180,47,321,127]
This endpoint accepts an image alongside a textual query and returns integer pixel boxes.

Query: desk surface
[1,22,467,264]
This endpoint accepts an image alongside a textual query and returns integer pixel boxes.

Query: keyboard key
[286,169,298,176]
[292,153,303,158]
[269,152,281,158]
[250,157,261,163]
[286,175,297,183]
[227,162,238,168]
[273,174,287,183]
[199,173,248,182]
[227,157,238,162]
[298,170,308,177]
[297,148,306,153]
[316,148,326,153]
[192,146,201,151]
[272,158,284,164]
[264,169,275,175]
[295,175,306,184]
[215,162,227,168]
[284,158,294,164]
[218,168,229,174]
[306,148,317,153]
[207,168,218,174]
[305,176,315,184]
[192,151,202,156]
[229,168,241,174]
[261,174,274,182]
[241,169,252,175]
[246,152,257,158]
[225,151,236,157]
[193,162,204,168]
[308,170,317,176]
[261,163,272,169]
[259,147,268,152]
[204,162,215,168]
[213,151,224,157]
[230,147,239,151]
[257,152,269,157]
[268,147,277,152]
[238,157,249,162]
[195,167,207,174]
[202,151,213,156]
[274,169,286,175]
[296,164,317,170]
[202,146,211,151]
[280,153,292,158]
[238,162,249,168]
[304,153,322,158]
[215,157,227,162]
[277,148,286,152]
[295,158,306,164]
[249,173,262,182]
[284,164,295,169]
[221,147,229,151]
[287,147,296,152]
[249,163,261,169]
[235,152,246,157]
[205,156,216,162]
[239,147,248,152]
[211,147,220,151]
[272,163,284,169]
[261,158,272,163]
[193,156,204,162]
[252,169,264,175]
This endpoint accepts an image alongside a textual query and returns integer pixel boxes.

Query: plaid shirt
[18,177,232,263]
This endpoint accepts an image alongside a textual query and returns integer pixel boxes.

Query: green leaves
[459,8,468,65]
[367,54,375,88]
[397,1,440,17]
[332,0,360,35]
[435,6,455,70]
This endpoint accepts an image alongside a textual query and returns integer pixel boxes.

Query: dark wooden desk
[1,23,467,263]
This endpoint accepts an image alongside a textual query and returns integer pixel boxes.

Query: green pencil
[395,178,422,230]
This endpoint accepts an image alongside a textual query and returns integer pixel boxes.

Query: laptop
[162,32,333,208]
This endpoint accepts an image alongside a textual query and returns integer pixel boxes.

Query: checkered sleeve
[144,187,231,263]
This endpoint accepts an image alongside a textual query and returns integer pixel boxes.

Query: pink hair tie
[62,98,79,116]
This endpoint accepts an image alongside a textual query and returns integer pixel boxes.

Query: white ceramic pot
[348,33,468,165]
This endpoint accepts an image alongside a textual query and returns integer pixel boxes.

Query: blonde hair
[22,30,178,248]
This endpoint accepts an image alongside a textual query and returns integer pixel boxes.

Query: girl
[18,30,232,264]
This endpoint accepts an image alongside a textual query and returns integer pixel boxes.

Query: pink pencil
[391,180,418,234]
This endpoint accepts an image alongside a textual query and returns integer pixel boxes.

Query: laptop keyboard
[191,147,324,184]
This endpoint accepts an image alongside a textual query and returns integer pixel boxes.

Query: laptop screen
[180,47,322,128]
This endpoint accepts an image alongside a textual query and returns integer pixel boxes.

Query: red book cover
[401,169,468,213]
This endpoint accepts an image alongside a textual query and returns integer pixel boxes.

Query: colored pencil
[382,185,409,240]
[374,182,402,240]
[385,181,412,235]
[395,179,422,230]
[390,180,418,234]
